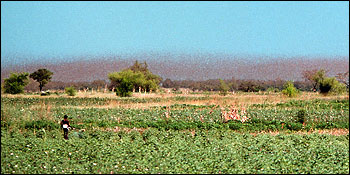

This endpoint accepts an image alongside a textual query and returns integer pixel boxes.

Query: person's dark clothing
[60,119,70,140]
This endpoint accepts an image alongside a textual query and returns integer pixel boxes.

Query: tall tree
[128,60,162,92]
[108,60,162,96]
[29,68,54,92]
[3,72,30,94]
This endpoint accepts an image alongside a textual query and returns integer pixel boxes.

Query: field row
[2,97,349,132]
[1,129,349,174]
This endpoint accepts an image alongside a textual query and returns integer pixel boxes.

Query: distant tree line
[21,77,308,93]
[22,77,314,93]
[161,78,314,92]
[2,66,348,97]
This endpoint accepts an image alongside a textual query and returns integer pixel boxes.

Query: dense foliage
[319,77,347,95]
[3,72,30,94]
[29,68,54,92]
[108,61,162,97]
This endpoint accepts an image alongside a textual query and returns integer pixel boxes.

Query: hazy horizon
[1,53,348,82]
[1,2,348,82]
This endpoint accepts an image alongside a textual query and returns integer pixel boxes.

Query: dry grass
[249,128,349,136]
[7,91,347,110]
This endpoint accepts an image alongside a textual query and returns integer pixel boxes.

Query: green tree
[282,81,299,97]
[109,60,162,97]
[129,60,149,74]
[29,68,53,92]
[108,70,145,97]
[128,60,162,92]
[3,72,30,94]
[219,79,229,96]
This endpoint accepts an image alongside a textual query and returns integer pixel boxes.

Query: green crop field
[1,92,349,174]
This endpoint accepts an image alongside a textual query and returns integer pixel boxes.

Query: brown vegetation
[2,54,348,83]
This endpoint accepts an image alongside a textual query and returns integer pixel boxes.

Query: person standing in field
[61,115,71,140]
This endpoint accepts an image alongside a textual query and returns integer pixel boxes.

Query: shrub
[65,86,77,96]
[296,109,306,124]
[3,72,30,94]
[330,82,347,95]
[319,77,346,95]
[282,81,299,97]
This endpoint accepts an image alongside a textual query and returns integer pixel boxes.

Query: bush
[296,109,306,124]
[319,77,346,95]
[3,72,29,94]
[65,86,77,96]
[282,81,299,97]
[330,82,347,95]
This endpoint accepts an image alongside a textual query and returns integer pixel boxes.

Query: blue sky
[1,1,349,66]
